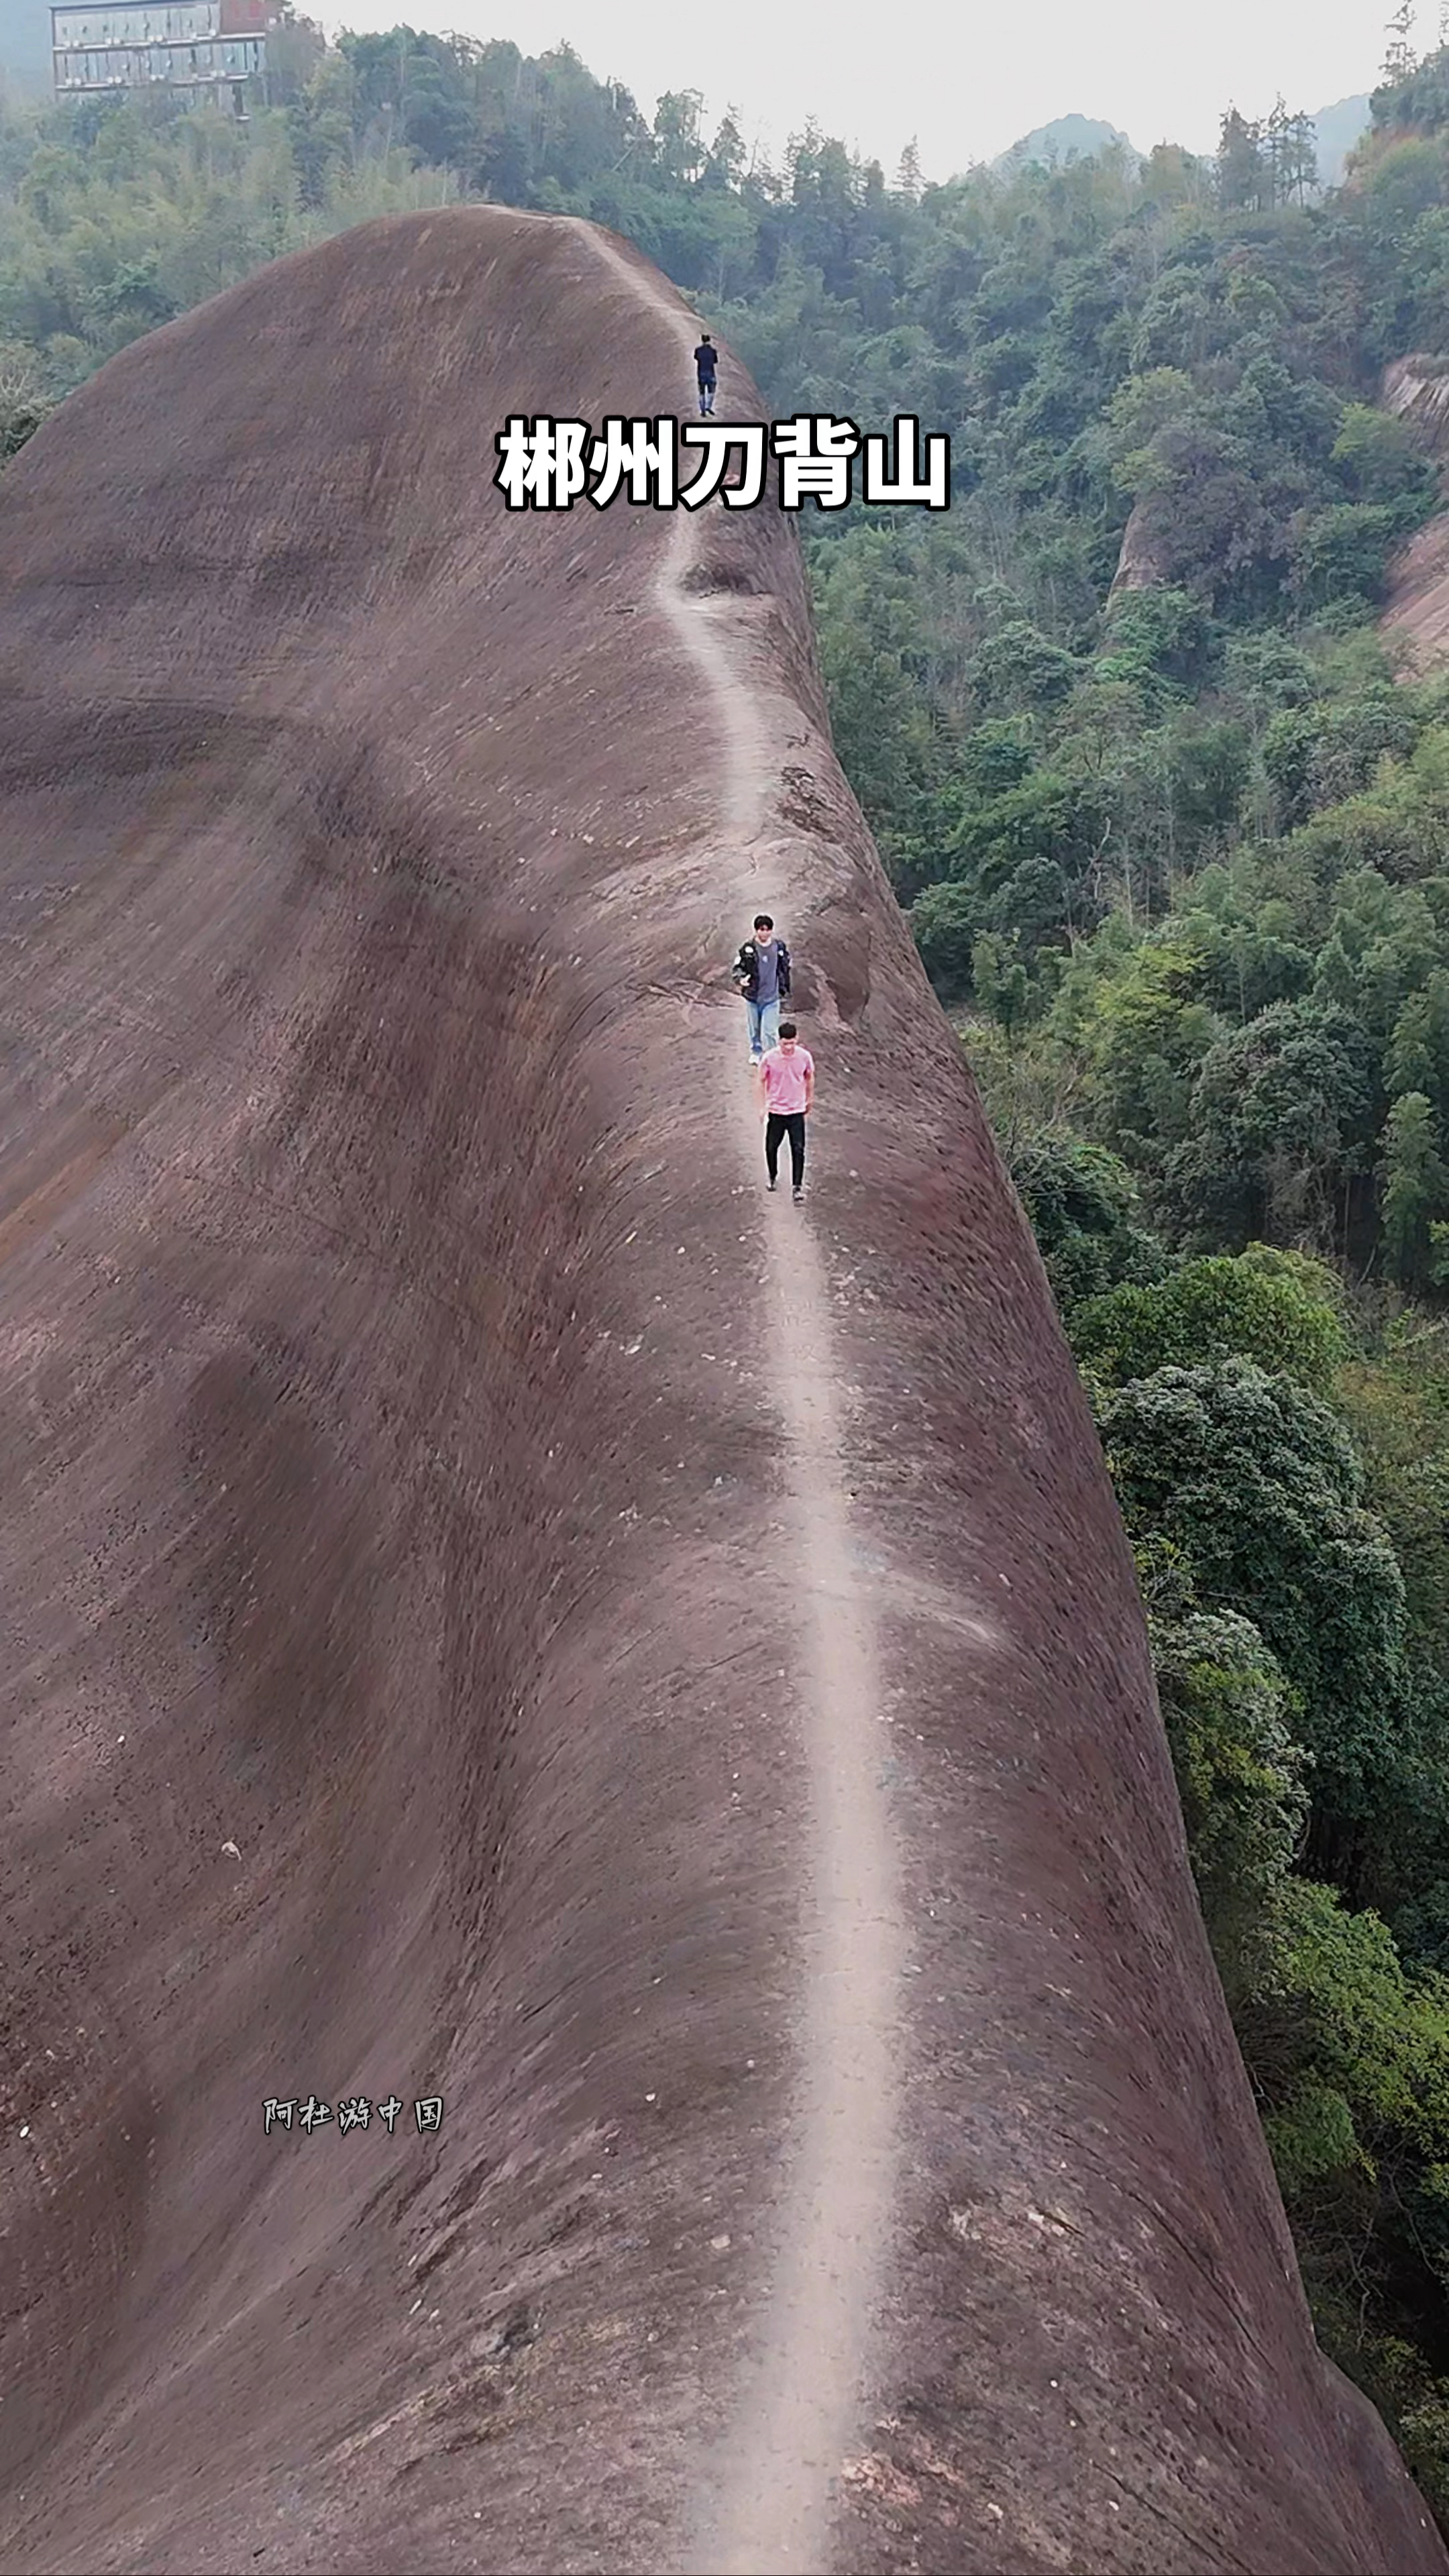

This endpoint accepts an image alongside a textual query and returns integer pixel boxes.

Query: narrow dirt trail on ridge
[572,221,906,2576]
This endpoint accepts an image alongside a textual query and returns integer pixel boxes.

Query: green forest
[8,9,1449,2513]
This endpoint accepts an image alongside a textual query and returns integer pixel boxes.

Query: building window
[52,1,259,86]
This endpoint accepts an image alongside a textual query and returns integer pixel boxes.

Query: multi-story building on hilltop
[50,0,268,111]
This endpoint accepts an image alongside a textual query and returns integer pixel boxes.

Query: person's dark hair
[779,1020,798,1040]
[754,912,773,930]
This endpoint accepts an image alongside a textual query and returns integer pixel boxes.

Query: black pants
[765,1112,806,1187]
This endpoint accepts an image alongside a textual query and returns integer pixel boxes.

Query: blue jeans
[747,998,780,1059]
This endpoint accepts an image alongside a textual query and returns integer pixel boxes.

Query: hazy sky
[327,0,1408,178]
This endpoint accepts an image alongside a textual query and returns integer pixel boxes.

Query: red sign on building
[218,0,267,32]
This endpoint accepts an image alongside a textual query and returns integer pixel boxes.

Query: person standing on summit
[694,333,718,417]
[733,914,791,1065]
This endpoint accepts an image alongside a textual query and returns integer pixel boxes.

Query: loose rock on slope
[0,206,1444,2575]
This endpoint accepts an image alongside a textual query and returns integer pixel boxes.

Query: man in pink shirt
[757,1019,814,1203]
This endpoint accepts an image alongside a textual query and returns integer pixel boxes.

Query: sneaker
[766,1176,777,1191]
[749,1053,762,1067]
[793,1187,805,1204]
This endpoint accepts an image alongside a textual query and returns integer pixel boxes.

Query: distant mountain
[994,114,1138,172]
[990,99,1369,191]
[0,0,52,93]
[1311,93,1372,186]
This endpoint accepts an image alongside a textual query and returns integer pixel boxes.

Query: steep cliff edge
[1379,360,1449,666]
[1383,353,1449,458]
[1107,493,1172,598]
[0,206,1442,2575]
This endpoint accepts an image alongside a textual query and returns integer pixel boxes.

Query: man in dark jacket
[694,333,718,417]
[733,913,792,1064]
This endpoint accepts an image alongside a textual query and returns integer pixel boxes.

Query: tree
[1259,1878,1449,2241]
[1098,584,1212,688]
[965,618,1081,712]
[1067,933,1219,1168]
[1285,107,1320,203]
[1291,502,1420,614]
[1175,891,1316,1025]
[1073,1248,1348,1393]
[652,88,704,184]
[971,928,1031,1032]
[1336,1335,1449,1668]
[1169,721,1250,847]
[704,110,745,190]
[266,4,327,106]
[1177,1000,1375,1248]
[910,879,977,996]
[984,855,1074,956]
[959,721,1033,798]
[1332,402,1431,502]
[896,138,923,201]
[1139,142,1205,209]
[1151,1601,1307,2005]
[1122,415,1281,612]
[0,338,48,455]
[1366,134,1448,222]
[1260,96,1317,206]
[1099,1358,1407,1829]
[1009,1134,1166,1309]
[1387,971,1449,1110]
[1263,707,1321,831]
[1381,1092,1449,1287]
[1100,365,1197,492]
[1383,0,1419,85]
[1217,106,1266,210]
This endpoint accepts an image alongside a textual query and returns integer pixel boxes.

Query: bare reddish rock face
[1383,354,1449,458]
[1383,508,1449,669]
[1106,494,1171,598]
[1379,355,1449,669]
[0,207,1444,2575]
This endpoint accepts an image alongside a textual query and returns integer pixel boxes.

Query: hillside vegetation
[7,15,1449,2518]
